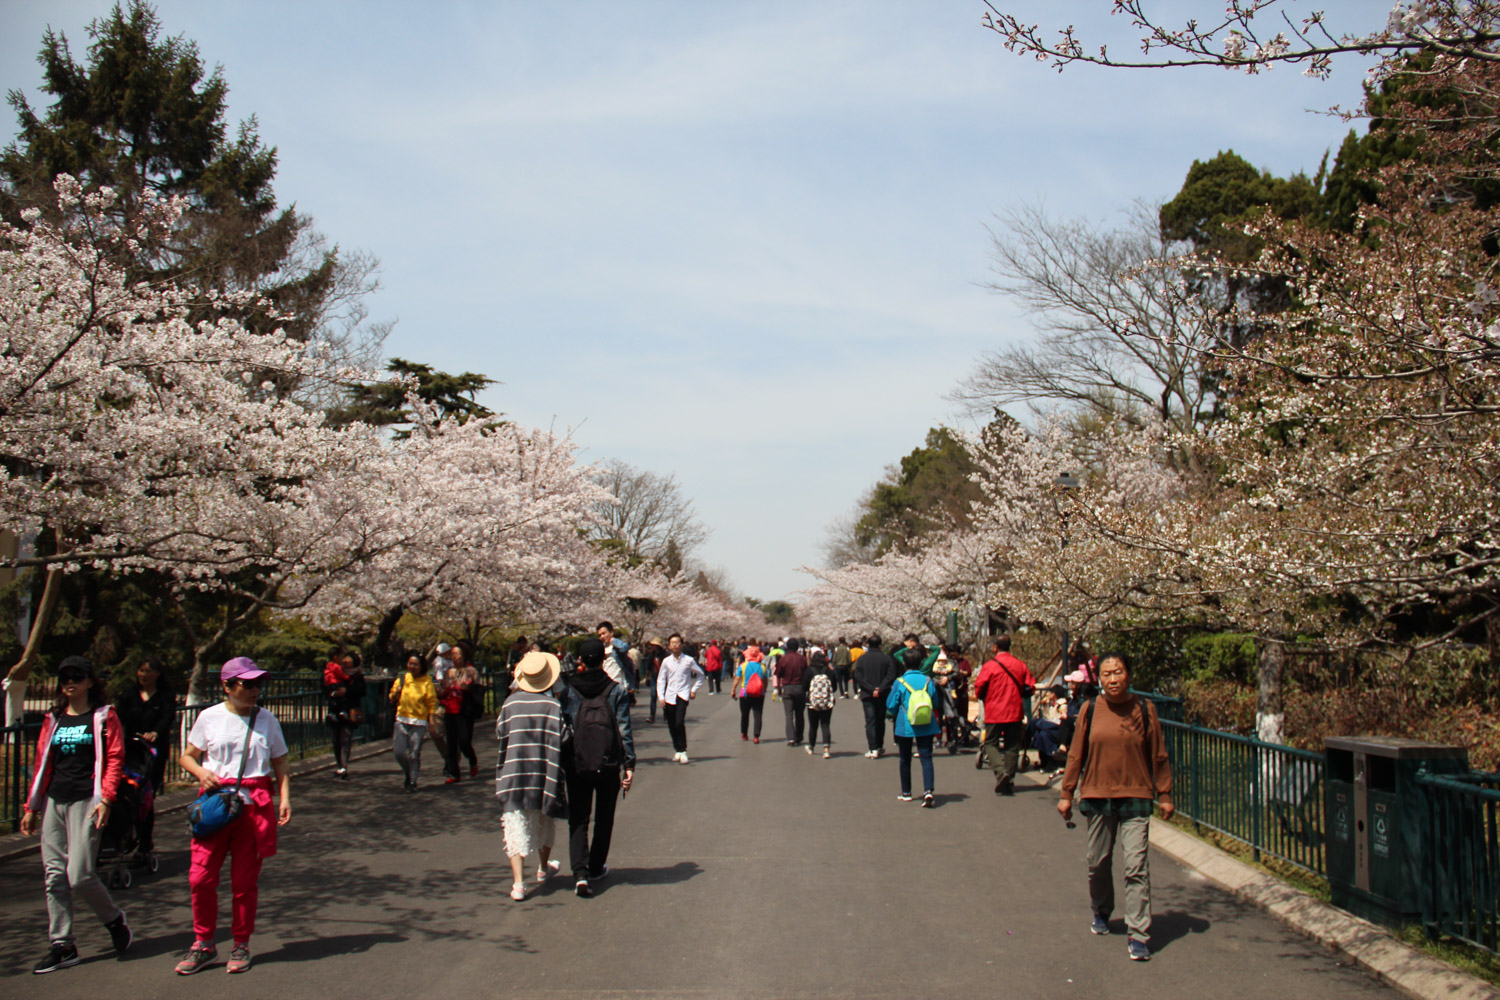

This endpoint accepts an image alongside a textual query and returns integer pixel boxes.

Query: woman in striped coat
[495,651,568,901]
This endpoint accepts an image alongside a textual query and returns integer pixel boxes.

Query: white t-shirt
[187,704,289,779]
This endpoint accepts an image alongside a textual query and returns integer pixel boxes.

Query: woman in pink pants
[174,657,292,975]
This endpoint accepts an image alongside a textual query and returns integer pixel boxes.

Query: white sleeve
[263,712,289,758]
[186,708,210,751]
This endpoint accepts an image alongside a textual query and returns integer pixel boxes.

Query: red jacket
[974,653,1036,725]
[26,705,126,812]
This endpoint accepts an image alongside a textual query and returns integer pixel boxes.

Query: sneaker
[823,747,831,759]
[334,767,346,777]
[752,737,760,744]
[864,750,875,759]
[678,752,689,764]
[404,781,415,794]
[575,878,592,898]
[1127,938,1151,961]
[225,943,252,974]
[510,882,527,901]
[444,776,458,785]
[897,792,913,802]
[1090,912,1111,935]
[922,792,935,808]
[105,911,132,954]
[536,859,560,883]
[470,765,480,779]
[175,942,217,975]
[805,744,814,755]
[589,864,610,881]
[741,734,748,741]
[33,942,79,974]
[787,740,798,746]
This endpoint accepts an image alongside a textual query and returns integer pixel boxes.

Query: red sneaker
[469,765,479,779]
[753,737,760,744]
[444,776,459,785]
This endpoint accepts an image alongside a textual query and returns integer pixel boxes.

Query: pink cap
[222,656,268,682]
[1065,668,1089,684]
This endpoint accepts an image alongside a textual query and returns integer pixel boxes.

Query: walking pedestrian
[831,637,852,697]
[734,646,770,743]
[22,656,133,974]
[805,650,837,758]
[495,652,568,901]
[440,643,481,783]
[974,634,1037,796]
[114,654,174,858]
[174,657,292,975]
[657,634,705,763]
[1058,653,1174,961]
[323,651,362,778]
[642,637,665,723]
[703,640,724,694]
[774,639,809,746]
[559,638,635,897]
[852,636,896,758]
[886,647,941,806]
[391,653,438,792]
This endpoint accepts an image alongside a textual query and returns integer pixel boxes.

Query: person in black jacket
[557,638,635,898]
[852,635,897,758]
[324,652,367,779]
[113,655,175,854]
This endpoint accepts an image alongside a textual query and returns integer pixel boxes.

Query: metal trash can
[1324,736,1469,926]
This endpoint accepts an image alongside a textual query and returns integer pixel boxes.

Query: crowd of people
[17,624,1172,976]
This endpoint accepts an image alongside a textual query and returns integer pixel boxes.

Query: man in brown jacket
[1057,653,1174,962]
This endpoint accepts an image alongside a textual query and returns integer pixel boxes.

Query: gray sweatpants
[40,797,122,945]
[1085,812,1152,941]
[393,721,427,784]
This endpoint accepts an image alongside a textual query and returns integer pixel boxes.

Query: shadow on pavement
[590,860,702,896]
[257,931,407,964]
[1149,908,1213,951]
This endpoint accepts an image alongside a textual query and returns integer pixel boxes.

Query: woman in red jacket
[20,655,133,974]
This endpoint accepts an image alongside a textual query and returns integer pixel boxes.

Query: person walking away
[735,647,770,743]
[22,656,132,974]
[495,652,569,901]
[559,638,636,897]
[805,651,837,758]
[974,634,1037,796]
[323,652,356,778]
[1058,653,1174,961]
[703,640,724,694]
[852,636,896,758]
[885,647,940,806]
[114,654,174,860]
[831,638,852,698]
[641,638,665,723]
[657,634,705,763]
[440,643,481,782]
[391,654,438,791]
[774,639,809,746]
[174,657,292,975]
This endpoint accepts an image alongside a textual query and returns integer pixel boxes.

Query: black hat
[56,655,96,677]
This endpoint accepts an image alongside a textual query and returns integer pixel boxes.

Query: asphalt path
[0,691,1396,998]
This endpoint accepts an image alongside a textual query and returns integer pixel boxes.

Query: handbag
[186,707,258,839]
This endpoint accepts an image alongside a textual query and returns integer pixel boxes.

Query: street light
[1054,471,1080,680]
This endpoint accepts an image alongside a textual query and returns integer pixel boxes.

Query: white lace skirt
[501,807,555,858]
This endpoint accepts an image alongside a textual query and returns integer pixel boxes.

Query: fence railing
[1416,770,1500,953]
[1160,718,1327,876]
[3,681,399,833]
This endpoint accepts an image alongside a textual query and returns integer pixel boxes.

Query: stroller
[935,671,978,754]
[97,736,159,889]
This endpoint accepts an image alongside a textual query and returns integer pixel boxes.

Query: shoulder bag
[186,707,259,839]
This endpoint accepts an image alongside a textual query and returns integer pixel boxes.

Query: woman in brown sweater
[1057,653,1174,962]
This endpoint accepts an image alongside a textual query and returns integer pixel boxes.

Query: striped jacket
[494,689,567,818]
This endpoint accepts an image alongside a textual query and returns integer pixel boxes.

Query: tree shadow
[255,931,407,964]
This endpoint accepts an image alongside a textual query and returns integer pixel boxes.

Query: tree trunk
[374,604,406,670]
[3,564,64,726]
[1256,638,1285,744]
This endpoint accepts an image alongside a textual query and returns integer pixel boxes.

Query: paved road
[0,692,1394,998]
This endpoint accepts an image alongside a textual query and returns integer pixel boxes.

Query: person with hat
[495,651,569,901]
[20,655,133,974]
[558,638,635,897]
[173,657,292,975]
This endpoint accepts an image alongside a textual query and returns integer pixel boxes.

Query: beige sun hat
[515,651,560,693]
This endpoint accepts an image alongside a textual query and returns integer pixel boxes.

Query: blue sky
[1,1,1386,601]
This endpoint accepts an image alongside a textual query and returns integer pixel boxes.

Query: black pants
[862,697,885,751]
[834,666,851,696]
[331,720,353,769]
[808,708,832,747]
[565,766,621,878]
[706,669,722,693]
[647,670,660,722]
[782,686,806,743]
[739,695,764,738]
[663,699,689,753]
[444,713,477,777]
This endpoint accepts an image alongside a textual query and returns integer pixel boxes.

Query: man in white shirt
[656,634,704,764]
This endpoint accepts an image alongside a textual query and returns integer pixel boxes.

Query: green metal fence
[1416,770,1500,953]
[1160,718,1327,876]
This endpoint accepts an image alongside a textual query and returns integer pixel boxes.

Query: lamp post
[1054,471,1081,679]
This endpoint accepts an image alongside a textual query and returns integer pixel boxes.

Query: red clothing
[323,660,349,687]
[704,644,723,671]
[189,775,278,944]
[26,705,125,811]
[974,653,1036,725]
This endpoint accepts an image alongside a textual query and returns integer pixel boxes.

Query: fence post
[1251,742,1262,863]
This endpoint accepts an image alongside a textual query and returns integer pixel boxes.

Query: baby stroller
[98,736,159,888]
[935,672,978,754]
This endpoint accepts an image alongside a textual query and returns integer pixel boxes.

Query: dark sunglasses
[59,671,90,684]
[230,678,263,690]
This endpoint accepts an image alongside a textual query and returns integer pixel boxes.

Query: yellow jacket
[390,672,438,723]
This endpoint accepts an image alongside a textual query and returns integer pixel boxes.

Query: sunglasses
[230,678,263,690]
[59,672,89,685]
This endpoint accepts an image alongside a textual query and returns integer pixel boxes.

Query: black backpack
[569,687,622,772]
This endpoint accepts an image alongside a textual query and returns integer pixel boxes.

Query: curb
[0,738,392,865]
[1010,764,1496,1000]
[1147,819,1499,1000]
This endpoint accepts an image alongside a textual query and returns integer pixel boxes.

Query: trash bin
[1324,736,1469,926]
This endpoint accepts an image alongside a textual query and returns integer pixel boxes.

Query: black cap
[56,655,96,677]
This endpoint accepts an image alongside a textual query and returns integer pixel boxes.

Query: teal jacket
[885,669,941,738]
